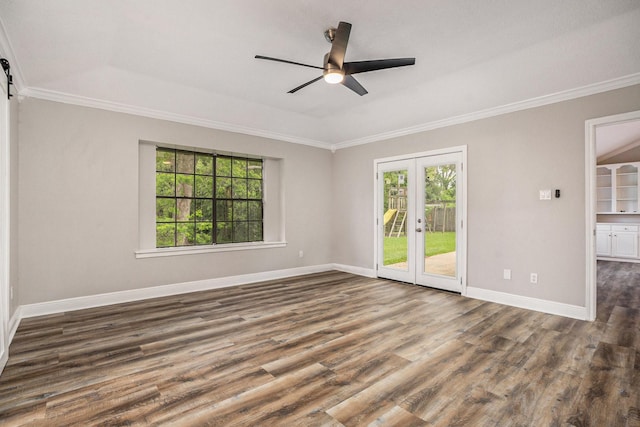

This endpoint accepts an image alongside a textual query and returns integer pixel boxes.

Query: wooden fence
[425,204,456,233]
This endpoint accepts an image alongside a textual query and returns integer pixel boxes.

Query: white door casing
[586,110,640,321]
[0,67,9,373]
[375,146,467,294]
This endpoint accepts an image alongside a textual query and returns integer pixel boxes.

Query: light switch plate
[539,189,552,200]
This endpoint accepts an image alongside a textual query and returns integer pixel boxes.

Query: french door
[376,149,465,293]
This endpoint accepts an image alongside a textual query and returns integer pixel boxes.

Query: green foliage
[425,165,456,203]
[233,201,248,221]
[156,149,175,172]
[248,201,262,220]
[232,158,247,178]
[156,199,175,221]
[383,232,456,265]
[234,221,248,241]
[247,179,262,199]
[156,172,175,196]
[248,160,262,179]
[156,148,264,247]
[216,177,231,198]
[196,154,213,175]
[156,223,175,247]
[232,179,247,199]
[216,157,231,177]
[216,222,232,243]
[196,223,213,245]
[195,175,213,198]
[248,221,262,241]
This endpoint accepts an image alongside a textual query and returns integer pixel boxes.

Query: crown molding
[331,72,640,151]
[15,71,640,153]
[19,87,332,150]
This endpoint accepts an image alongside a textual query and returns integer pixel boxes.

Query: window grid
[156,148,263,248]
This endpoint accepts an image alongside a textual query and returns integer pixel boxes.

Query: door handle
[416,228,422,232]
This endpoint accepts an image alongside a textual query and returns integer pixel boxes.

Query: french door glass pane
[382,170,408,268]
[423,164,456,277]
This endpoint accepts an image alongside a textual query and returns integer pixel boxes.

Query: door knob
[416,228,422,232]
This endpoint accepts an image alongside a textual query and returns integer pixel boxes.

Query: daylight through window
[155,148,263,247]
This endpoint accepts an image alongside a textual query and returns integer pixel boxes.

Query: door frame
[0,69,9,373]
[585,110,640,321]
[373,145,467,295]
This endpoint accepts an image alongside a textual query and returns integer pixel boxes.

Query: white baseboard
[0,307,22,375]
[20,264,335,319]
[465,286,588,320]
[597,256,640,264]
[333,263,376,278]
[8,306,21,342]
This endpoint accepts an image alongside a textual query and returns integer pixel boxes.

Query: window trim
[137,141,286,258]
[134,241,286,259]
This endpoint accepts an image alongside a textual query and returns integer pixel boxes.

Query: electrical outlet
[298,250,304,258]
[530,273,538,284]
[503,269,511,280]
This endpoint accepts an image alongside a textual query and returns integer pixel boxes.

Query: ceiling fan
[255,21,415,96]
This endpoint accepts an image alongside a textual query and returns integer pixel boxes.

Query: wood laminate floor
[0,262,638,426]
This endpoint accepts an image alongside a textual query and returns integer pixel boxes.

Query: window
[155,148,263,248]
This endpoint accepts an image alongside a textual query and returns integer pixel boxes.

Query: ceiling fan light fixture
[323,70,344,84]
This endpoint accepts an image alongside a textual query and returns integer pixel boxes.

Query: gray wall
[13,85,640,309]
[17,98,333,305]
[332,85,640,306]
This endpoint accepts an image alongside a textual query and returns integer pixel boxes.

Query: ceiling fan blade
[255,55,324,70]
[288,76,324,93]
[328,21,352,68]
[343,58,416,75]
[341,75,368,96]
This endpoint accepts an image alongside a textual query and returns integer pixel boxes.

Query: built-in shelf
[596,162,640,214]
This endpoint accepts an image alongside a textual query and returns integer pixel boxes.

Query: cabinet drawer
[596,224,612,231]
[612,225,638,232]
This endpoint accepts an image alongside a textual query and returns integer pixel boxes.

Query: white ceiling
[596,119,640,160]
[1,0,639,149]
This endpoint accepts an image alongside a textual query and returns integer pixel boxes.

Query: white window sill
[135,241,287,259]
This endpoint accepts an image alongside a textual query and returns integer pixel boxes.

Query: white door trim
[373,145,467,294]
[585,110,640,321]
[0,71,10,373]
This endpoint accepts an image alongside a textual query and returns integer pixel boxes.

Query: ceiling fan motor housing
[324,27,337,43]
[323,52,344,83]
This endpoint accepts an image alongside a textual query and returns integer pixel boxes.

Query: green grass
[383,232,456,265]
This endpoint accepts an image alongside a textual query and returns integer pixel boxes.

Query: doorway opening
[375,146,467,294]
[586,110,640,321]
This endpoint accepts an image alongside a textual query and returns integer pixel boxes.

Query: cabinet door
[596,230,612,257]
[596,167,613,213]
[613,231,638,258]
[615,164,639,213]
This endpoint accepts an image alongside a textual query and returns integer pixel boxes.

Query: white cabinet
[612,225,638,258]
[596,167,613,213]
[597,223,639,260]
[597,162,640,214]
[596,224,612,257]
